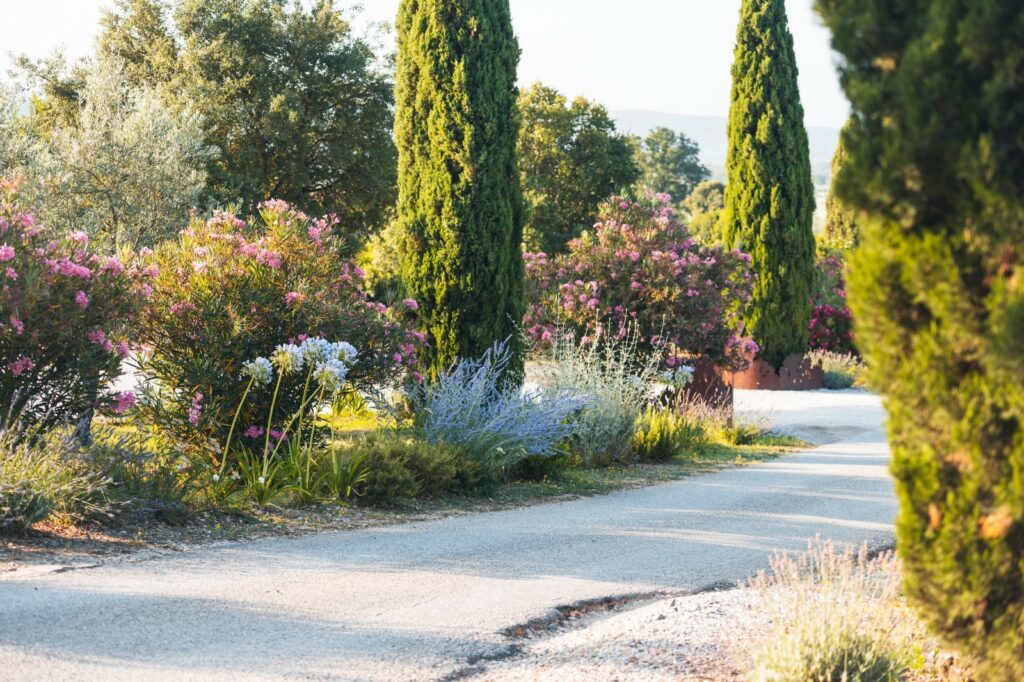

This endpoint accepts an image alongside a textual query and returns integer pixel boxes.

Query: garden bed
[1,436,801,569]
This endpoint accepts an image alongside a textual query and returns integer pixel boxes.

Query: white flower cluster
[241,357,274,385]
[271,343,305,374]
[313,357,349,393]
[245,337,357,393]
[660,365,696,389]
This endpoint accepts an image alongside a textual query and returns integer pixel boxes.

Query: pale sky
[0,0,849,128]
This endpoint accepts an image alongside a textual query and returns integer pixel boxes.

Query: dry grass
[743,541,974,682]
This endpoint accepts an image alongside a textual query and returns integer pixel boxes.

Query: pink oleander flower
[403,298,419,310]
[393,353,403,364]
[68,231,88,244]
[4,267,16,280]
[284,291,302,305]
[113,392,136,414]
[239,242,260,258]
[102,257,125,275]
[75,290,90,309]
[8,355,34,376]
[244,425,265,439]
[188,392,204,427]
[0,245,14,261]
[87,329,107,346]
[256,249,282,269]
[116,342,130,359]
[9,314,24,335]
[270,428,286,442]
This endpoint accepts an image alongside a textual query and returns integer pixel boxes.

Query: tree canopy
[517,83,638,254]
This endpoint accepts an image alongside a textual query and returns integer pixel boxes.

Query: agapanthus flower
[244,425,265,439]
[313,358,349,393]
[241,357,274,385]
[299,337,333,365]
[333,341,358,364]
[271,343,304,374]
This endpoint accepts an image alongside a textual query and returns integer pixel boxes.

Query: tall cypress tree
[817,1,1024,676]
[821,120,859,251]
[395,0,524,379]
[723,0,816,367]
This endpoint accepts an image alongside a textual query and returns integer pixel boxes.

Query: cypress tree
[817,1,1024,676]
[395,0,524,380]
[821,121,859,250]
[722,0,817,367]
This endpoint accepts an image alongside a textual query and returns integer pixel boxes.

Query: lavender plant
[410,340,586,474]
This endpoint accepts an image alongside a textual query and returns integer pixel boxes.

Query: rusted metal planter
[727,353,824,391]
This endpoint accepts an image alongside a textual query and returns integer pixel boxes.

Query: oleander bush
[0,180,148,434]
[523,194,757,371]
[809,252,855,355]
[135,200,423,457]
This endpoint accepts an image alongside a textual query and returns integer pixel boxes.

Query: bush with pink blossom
[524,194,757,370]
[809,252,856,355]
[135,200,423,455]
[0,180,148,433]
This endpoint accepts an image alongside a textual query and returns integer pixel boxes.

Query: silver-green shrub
[541,332,660,465]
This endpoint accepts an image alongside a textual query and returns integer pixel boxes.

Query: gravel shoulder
[0,390,893,681]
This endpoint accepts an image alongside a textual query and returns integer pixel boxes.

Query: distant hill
[611,109,841,168]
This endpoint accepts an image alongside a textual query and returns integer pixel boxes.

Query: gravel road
[0,390,893,681]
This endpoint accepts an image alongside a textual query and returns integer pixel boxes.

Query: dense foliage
[518,83,639,254]
[9,57,210,251]
[809,253,854,355]
[723,0,817,367]
[396,0,525,380]
[821,121,858,251]
[635,127,710,205]
[816,0,1024,675]
[135,201,421,455]
[0,181,147,433]
[682,180,725,245]
[524,195,756,370]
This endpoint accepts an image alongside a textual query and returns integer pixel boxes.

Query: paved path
[0,390,893,681]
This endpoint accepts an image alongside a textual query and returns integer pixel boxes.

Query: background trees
[395,0,525,379]
[3,58,209,250]
[174,0,396,233]
[517,83,638,254]
[817,0,1024,676]
[821,120,858,251]
[723,0,816,367]
[634,126,710,205]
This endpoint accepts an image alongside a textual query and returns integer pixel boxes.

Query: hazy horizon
[1,0,849,129]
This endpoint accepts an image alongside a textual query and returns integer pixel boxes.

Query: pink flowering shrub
[809,253,856,354]
[135,201,423,452]
[524,194,757,370]
[0,180,148,432]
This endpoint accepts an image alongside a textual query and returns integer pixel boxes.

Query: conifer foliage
[722,0,816,367]
[822,121,859,250]
[395,0,525,380]
[817,1,1024,676]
